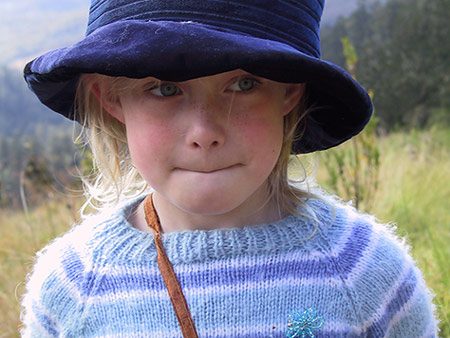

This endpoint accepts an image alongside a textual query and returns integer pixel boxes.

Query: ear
[282,83,306,116]
[90,80,125,124]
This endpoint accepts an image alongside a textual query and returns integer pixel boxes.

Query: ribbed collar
[87,195,335,265]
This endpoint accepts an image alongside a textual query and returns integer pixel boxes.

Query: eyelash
[147,83,181,97]
[145,76,262,97]
[228,77,262,92]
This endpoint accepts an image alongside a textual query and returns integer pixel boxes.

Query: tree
[321,0,450,130]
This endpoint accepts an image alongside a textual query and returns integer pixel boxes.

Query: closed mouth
[177,164,239,174]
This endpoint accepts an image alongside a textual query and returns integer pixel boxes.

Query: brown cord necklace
[143,194,199,338]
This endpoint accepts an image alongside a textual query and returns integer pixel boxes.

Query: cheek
[237,106,285,152]
[236,109,285,172]
[244,121,282,152]
[124,120,174,177]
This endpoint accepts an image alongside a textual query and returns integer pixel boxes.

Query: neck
[129,187,286,233]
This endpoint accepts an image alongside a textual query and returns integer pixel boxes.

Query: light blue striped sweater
[21,196,438,337]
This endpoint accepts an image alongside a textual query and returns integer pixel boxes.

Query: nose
[185,102,227,151]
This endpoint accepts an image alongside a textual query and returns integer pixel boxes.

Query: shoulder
[23,196,147,289]
[304,193,416,264]
[305,194,439,336]
[21,197,148,336]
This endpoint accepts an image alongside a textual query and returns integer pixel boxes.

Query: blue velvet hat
[24,0,373,154]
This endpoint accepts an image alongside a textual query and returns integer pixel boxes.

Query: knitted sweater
[21,196,438,337]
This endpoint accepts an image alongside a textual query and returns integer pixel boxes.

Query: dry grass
[0,198,80,337]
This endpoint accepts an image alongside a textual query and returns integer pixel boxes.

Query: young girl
[21,1,438,337]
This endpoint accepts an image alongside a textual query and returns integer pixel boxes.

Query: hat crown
[87,0,324,57]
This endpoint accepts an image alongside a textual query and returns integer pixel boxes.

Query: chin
[175,191,245,217]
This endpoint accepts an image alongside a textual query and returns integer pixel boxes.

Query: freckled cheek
[125,122,175,174]
[236,116,284,176]
[237,114,284,152]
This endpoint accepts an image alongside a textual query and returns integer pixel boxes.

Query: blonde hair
[75,74,315,215]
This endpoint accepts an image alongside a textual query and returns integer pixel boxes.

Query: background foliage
[321,0,450,130]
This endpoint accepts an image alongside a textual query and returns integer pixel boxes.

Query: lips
[195,167,230,173]
[176,164,239,173]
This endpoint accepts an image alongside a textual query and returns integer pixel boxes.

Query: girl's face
[100,70,304,229]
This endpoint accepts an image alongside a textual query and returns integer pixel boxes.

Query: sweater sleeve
[20,237,83,337]
[354,220,439,337]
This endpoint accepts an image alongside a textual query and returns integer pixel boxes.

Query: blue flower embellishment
[286,308,324,338]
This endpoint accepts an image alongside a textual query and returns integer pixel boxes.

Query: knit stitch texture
[21,195,438,337]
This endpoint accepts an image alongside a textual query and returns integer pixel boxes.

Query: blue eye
[150,83,180,96]
[228,78,256,92]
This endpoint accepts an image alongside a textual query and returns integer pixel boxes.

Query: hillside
[0,0,89,67]
[0,67,71,137]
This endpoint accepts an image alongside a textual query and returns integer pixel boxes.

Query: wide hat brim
[24,20,373,154]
